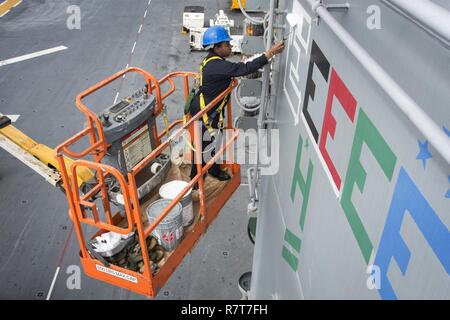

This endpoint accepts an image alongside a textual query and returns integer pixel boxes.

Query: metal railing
[382,0,450,49]
[54,68,240,297]
[303,0,450,164]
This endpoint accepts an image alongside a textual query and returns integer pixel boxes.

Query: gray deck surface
[0,0,254,300]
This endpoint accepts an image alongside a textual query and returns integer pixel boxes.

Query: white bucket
[159,180,194,227]
[146,199,183,251]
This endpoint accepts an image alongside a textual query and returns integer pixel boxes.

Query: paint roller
[284,13,301,40]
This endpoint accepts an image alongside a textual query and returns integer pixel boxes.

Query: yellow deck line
[0,0,22,18]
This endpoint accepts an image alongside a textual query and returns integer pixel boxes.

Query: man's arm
[214,54,269,77]
[212,41,285,78]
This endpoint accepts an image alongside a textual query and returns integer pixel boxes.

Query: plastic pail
[159,180,194,227]
[146,199,183,251]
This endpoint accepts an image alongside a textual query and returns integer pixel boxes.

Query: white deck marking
[0,46,67,67]
[5,114,20,122]
[115,1,151,106]
[46,266,60,300]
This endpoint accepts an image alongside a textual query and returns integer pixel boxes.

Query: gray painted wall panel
[252,0,450,299]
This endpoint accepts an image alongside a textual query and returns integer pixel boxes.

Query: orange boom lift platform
[55,68,240,297]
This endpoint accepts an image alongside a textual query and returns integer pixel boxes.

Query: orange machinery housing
[55,68,240,297]
[231,0,246,10]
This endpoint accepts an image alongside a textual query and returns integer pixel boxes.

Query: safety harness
[180,55,229,154]
[199,55,229,134]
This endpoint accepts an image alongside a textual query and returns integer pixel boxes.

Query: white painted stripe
[114,92,119,104]
[0,45,67,67]
[148,0,151,5]
[46,266,61,300]
[5,114,20,122]
[144,9,147,18]
[125,63,129,68]
[138,24,143,34]
[131,41,137,54]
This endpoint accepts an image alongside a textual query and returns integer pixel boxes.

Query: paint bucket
[159,180,194,227]
[146,199,183,251]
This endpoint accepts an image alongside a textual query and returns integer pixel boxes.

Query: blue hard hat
[202,26,232,46]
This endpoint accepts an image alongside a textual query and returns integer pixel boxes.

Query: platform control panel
[100,87,157,175]
[98,87,170,201]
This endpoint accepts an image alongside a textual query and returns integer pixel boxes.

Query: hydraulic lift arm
[0,113,94,189]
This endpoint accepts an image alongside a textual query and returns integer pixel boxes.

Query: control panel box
[98,87,170,201]
[100,87,157,175]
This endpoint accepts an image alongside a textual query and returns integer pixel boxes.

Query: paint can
[146,199,183,251]
[159,180,194,227]
[238,271,252,300]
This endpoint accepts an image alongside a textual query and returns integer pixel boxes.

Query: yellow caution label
[231,0,245,10]
[0,0,22,18]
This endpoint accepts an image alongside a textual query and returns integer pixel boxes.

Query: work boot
[208,168,231,181]
[190,165,206,190]
[208,163,231,181]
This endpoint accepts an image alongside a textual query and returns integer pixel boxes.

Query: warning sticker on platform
[121,124,152,172]
[96,265,138,284]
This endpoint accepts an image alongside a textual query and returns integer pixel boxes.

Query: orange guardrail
[54,68,240,297]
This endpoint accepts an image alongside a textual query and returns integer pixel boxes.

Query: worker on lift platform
[189,25,285,184]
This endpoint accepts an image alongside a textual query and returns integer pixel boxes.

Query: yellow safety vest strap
[199,56,229,134]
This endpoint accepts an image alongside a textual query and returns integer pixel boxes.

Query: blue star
[416,140,432,169]
[446,176,450,199]
[444,126,450,137]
